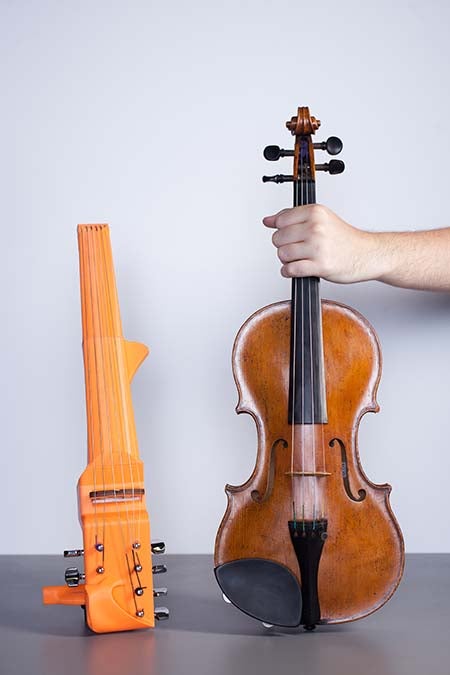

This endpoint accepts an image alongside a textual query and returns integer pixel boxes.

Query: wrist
[356,231,399,283]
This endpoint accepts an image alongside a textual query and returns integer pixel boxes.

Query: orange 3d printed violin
[42,225,168,632]
[214,107,404,630]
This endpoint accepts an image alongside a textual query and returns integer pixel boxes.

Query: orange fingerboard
[78,224,145,463]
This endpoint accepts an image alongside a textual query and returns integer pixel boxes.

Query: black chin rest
[215,558,302,627]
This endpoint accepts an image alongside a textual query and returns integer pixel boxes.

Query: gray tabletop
[1,554,449,675]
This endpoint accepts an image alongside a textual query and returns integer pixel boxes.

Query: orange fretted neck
[77,224,148,464]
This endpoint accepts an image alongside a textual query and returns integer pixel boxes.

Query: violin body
[215,299,404,625]
[214,107,404,629]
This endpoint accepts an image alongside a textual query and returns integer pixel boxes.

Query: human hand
[263,205,379,284]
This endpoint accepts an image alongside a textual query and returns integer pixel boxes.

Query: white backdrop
[2,0,450,554]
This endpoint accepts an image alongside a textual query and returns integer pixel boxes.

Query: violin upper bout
[232,300,291,419]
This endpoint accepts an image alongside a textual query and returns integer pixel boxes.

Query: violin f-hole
[329,438,366,502]
[251,438,288,503]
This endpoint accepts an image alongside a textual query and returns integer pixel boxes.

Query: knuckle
[308,204,327,229]
[277,245,290,263]
[309,219,325,237]
[310,204,327,218]
[320,255,333,277]
[275,207,293,228]
[283,261,300,277]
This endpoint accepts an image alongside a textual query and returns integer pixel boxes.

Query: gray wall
[2,0,450,554]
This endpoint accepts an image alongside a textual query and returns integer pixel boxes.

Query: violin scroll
[286,106,321,135]
[263,106,345,184]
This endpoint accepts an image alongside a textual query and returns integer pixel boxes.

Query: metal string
[291,151,328,526]
[305,176,317,526]
[98,228,138,547]
[87,227,131,554]
[308,277,316,527]
[300,154,306,527]
[80,230,102,551]
[291,274,296,522]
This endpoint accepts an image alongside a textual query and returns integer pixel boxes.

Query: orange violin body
[43,225,162,632]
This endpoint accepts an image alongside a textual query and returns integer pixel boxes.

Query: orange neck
[77,225,148,464]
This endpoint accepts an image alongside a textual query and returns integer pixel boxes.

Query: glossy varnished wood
[214,300,404,624]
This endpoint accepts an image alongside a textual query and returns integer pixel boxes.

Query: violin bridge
[285,471,331,477]
[89,488,145,504]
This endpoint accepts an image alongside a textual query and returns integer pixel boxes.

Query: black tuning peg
[313,136,343,155]
[315,160,345,175]
[262,174,294,183]
[263,145,295,161]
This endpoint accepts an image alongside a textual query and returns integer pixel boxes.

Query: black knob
[315,160,345,175]
[262,174,294,183]
[326,137,343,155]
[328,159,345,174]
[313,136,343,155]
[264,145,281,161]
[263,145,295,161]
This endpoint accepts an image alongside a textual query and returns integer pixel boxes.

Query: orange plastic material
[42,225,155,632]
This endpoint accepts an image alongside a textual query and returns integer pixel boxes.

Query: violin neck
[77,225,142,464]
[288,173,327,424]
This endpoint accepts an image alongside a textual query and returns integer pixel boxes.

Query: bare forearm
[360,229,450,291]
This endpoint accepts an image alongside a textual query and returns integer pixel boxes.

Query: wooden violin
[214,108,404,630]
[42,225,168,632]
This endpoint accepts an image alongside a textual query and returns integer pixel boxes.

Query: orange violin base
[42,578,155,632]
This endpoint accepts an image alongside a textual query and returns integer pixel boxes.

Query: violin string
[310,175,327,520]
[291,273,296,518]
[84,229,108,551]
[86,227,119,553]
[108,231,141,548]
[309,271,316,528]
[306,175,317,527]
[291,162,297,524]
[99,227,135,547]
[99,228,137,547]
[89,227,131,553]
[301,275,305,526]
[318,232,327,519]
[300,149,306,526]
[80,229,100,546]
